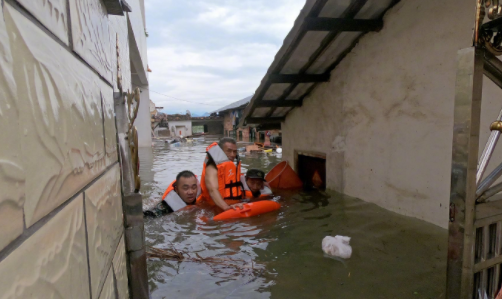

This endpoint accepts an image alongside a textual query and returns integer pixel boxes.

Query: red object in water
[496,287,502,299]
[213,200,281,221]
[265,161,303,189]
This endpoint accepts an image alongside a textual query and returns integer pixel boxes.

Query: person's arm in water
[205,164,245,211]
[143,201,173,217]
[205,164,231,210]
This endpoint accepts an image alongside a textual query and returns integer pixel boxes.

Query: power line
[134,85,224,106]
[150,90,221,106]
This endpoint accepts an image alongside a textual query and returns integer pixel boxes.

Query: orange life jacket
[162,177,201,211]
[240,174,273,199]
[199,142,243,205]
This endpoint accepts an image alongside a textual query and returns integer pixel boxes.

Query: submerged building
[213,95,281,142]
[213,95,255,141]
[241,1,502,296]
[241,0,502,228]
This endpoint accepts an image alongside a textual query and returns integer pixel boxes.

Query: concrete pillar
[136,86,152,147]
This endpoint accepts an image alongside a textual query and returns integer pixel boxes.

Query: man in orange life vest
[199,137,246,211]
[144,170,200,216]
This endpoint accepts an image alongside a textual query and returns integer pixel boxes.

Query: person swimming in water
[241,169,273,199]
[144,170,200,217]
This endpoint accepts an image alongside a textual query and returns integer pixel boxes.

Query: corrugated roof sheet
[241,0,399,126]
[212,95,253,114]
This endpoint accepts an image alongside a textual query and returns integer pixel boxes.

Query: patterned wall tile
[99,266,117,299]
[109,14,131,93]
[101,81,118,166]
[113,235,130,299]
[17,0,69,44]
[70,0,113,83]
[4,4,107,227]
[85,164,123,299]
[0,2,25,251]
[0,195,89,299]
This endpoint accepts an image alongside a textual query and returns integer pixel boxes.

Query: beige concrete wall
[0,1,133,298]
[283,0,502,228]
[137,86,153,146]
[169,120,192,137]
[128,0,148,75]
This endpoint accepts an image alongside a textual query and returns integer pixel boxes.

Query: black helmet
[245,169,265,181]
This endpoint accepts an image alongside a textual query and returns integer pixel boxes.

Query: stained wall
[0,0,145,298]
[282,0,502,228]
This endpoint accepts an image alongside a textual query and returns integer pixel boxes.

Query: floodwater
[140,139,448,299]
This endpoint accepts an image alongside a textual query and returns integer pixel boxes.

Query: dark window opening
[193,125,204,134]
[298,154,326,190]
[249,127,255,142]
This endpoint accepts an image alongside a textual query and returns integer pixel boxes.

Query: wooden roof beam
[302,17,383,32]
[263,0,369,118]
[247,117,285,124]
[256,123,282,131]
[269,74,329,84]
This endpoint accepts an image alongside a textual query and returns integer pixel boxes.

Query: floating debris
[147,246,259,273]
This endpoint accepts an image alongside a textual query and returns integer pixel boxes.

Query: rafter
[256,101,302,108]
[269,74,329,84]
[246,117,285,124]
[302,17,383,32]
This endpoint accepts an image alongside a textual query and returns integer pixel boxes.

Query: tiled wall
[0,1,137,298]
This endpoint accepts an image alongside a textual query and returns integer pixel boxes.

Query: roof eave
[242,0,400,126]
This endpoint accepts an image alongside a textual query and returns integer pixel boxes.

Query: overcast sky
[144,0,306,115]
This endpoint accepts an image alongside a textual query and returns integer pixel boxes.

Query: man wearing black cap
[241,169,273,199]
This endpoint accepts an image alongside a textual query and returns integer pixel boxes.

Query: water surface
[140,139,447,299]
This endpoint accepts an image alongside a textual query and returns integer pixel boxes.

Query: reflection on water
[140,140,447,299]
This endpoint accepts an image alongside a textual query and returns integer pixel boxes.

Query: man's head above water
[218,137,238,162]
[245,169,265,198]
[174,170,198,204]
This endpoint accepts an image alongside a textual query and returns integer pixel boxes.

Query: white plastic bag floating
[322,235,352,259]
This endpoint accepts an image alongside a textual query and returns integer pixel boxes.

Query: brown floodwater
[140,139,448,299]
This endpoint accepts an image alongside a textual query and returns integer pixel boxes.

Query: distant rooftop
[165,114,191,121]
[212,95,253,114]
[158,113,223,122]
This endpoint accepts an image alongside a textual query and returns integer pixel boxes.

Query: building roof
[156,113,224,122]
[191,116,223,121]
[240,0,398,126]
[165,114,191,121]
[212,95,253,114]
